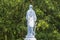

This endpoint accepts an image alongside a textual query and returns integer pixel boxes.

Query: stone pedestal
[24,34,36,40]
[24,37,36,40]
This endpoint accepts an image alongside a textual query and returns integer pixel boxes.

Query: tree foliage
[0,0,60,40]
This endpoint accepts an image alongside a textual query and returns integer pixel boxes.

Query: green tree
[0,0,60,40]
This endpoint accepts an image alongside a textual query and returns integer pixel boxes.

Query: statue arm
[26,12,30,21]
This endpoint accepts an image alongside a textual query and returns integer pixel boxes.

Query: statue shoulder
[27,10,31,13]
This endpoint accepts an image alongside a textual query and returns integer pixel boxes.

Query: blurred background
[0,0,60,40]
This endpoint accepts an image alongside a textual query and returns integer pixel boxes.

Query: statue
[24,5,37,40]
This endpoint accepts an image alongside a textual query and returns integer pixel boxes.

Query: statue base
[24,37,36,40]
[24,34,36,40]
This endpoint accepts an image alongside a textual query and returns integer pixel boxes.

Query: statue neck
[29,8,33,10]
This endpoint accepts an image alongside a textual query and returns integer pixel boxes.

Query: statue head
[29,5,33,9]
